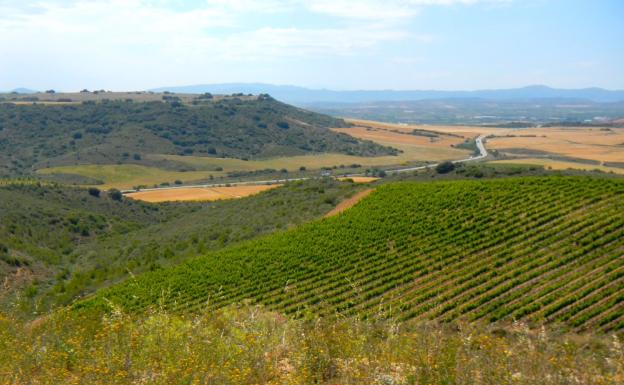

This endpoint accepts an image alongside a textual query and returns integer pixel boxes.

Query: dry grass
[1,306,622,385]
[378,121,624,165]
[36,164,225,190]
[487,127,624,163]
[126,185,281,202]
[346,119,509,137]
[332,124,470,163]
[488,158,624,174]
[325,189,374,218]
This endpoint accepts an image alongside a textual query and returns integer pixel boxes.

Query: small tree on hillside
[436,161,455,174]
[108,188,123,201]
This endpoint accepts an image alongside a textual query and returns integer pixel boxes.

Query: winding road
[122,136,487,194]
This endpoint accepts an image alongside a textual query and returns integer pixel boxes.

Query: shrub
[88,187,101,198]
[108,189,123,201]
[435,161,455,174]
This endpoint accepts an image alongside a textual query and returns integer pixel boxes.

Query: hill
[0,96,397,178]
[0,179,363,312]
[152,83,624,104]
[80,177,624,332]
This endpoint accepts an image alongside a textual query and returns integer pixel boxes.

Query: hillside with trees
[0,96,398,177]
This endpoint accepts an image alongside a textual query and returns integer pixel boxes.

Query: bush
[88,187,101,198]
[435,161,455,174]
[108,189,123,201]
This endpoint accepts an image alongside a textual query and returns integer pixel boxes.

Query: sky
[0,0,622,91]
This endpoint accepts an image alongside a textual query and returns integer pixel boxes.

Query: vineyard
[80,177,624,331]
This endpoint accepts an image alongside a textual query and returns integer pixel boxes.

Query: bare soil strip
[325,189,375,218]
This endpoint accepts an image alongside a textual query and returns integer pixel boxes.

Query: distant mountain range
[2,88,39,94]
[151,84,624,104]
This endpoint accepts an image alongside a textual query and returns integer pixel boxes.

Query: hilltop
[80,176,624,332]
[0,94,397,178]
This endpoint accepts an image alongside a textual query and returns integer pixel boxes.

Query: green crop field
[79,176,624,332]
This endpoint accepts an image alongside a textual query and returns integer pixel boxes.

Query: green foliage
[87,187,100,197]
[436,161,455,174]
[108,188,123,201]
[453,138,480,155]
[0,179,361,311]
[81,177,624,332]
[0,99,396,177]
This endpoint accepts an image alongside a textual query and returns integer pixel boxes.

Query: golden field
[126,185,281,203]
[489,158,624,174]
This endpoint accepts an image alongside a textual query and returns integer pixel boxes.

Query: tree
[436,161,455,174]
[108,188,123,201]
[88,187,101,198]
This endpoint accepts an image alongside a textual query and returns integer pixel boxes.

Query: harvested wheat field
[486,127,624,163]
[325,189,374,218]
[379,121,624,165]
[489,158,624,174]
[126,185,281,203]
[337,176,380,183]
[334,121,470,162]
[345,119,508,137]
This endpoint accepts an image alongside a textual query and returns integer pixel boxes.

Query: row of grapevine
[78,177,624,331]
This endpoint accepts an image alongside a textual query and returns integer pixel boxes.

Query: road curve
[122,136,487,194]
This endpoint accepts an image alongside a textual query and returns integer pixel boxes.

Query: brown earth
[324,189,374,218]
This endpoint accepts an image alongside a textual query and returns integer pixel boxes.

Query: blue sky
[0,0,622,91]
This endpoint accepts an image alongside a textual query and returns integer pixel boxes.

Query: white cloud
[0,0,512,90]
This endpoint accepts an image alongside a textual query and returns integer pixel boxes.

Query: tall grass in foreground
[1,306,622,384]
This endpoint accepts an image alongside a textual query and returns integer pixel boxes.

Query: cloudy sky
[0,0,622,91]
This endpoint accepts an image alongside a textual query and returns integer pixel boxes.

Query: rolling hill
[0,95,397,178]
[0,179,363,311]
[79,176,624,332]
